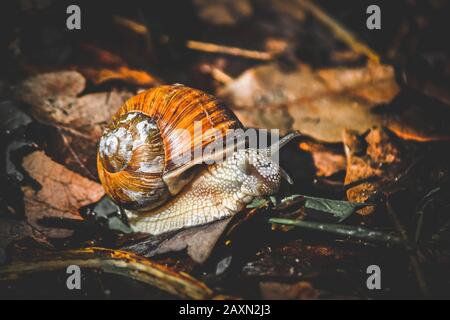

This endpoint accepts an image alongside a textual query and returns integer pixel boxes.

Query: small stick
[113,15,148,35]
[187,40,273,61]
[297,0,380,63]
[210,67,234,84]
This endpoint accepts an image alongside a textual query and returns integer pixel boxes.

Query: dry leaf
[15,71,133,175]
[220,62,399,142]
[15,71,132,132]
[194,0,253,26]
[80,66,161,87]
[15,71,85,107]
[126,218,232,264]
[79,44,127,67]
[299,141,346,177]
[21,151,104,238]
[343,127,404,215]
[260,281,320,300]
[221,62,450,143]
[0,219,51,263]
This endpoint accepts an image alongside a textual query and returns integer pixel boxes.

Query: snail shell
[98,84,242,212]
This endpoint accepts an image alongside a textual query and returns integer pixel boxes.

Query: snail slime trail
[98,85,298,235]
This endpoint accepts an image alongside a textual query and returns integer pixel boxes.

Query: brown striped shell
[97,84,243,212]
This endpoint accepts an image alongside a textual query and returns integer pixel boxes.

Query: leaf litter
[1,0,450,299]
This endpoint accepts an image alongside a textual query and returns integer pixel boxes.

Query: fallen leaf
[278,194,368,222]
[307,195,366,222]
[220,62,398,141]
[15,71,133,175]
[15,71,132,133]
[21,151,104,238]
[194,0,253,26]
[15,71,86,106]
[382,91,450,142]
[124,218,232,264]
[343,127,405,215]
[260,281,320,300]
[299,140,346,177]
[79,44,127,67]
[0,218,50,264]
[221,62,450,143]
[80,196,132,234]
[79,66,161,87]
[159,218,232,264]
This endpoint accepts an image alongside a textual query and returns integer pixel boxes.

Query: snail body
[98,85,293,235]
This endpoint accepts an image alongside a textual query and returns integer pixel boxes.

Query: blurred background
[1,0,450,300]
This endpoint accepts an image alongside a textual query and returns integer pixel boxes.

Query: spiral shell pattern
[97,84,242,211]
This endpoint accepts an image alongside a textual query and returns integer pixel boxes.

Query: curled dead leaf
[299,141,346,177]
[343,127,404,215]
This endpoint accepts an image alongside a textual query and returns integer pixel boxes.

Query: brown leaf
[343,127,404,215]
[260,281,320,300]
[15,71,86,103]
[15,71,133,176]
[126,218,232,264]
[16,71,132,132]
[79,66,161,87]
[221,62,450,143]
[79,44,127,67]
[299,141,346,177]
[0,219,51,263]
[57,91,132,132]
[21,151,104,238]
[220,62,399,142]
[316,62,400,104]
[194,0,253,26]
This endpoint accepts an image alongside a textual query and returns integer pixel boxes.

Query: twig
[386,201,431,298]
[0,247,214,300]
[211,67,234,84]
[113,15,148,35]
[297,0,380,63]
[414,187,440,242]
[187,40,273,61]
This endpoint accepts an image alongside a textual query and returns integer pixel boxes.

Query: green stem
[269,218,404,244]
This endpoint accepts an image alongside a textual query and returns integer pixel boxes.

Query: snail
[97,84,296,235]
